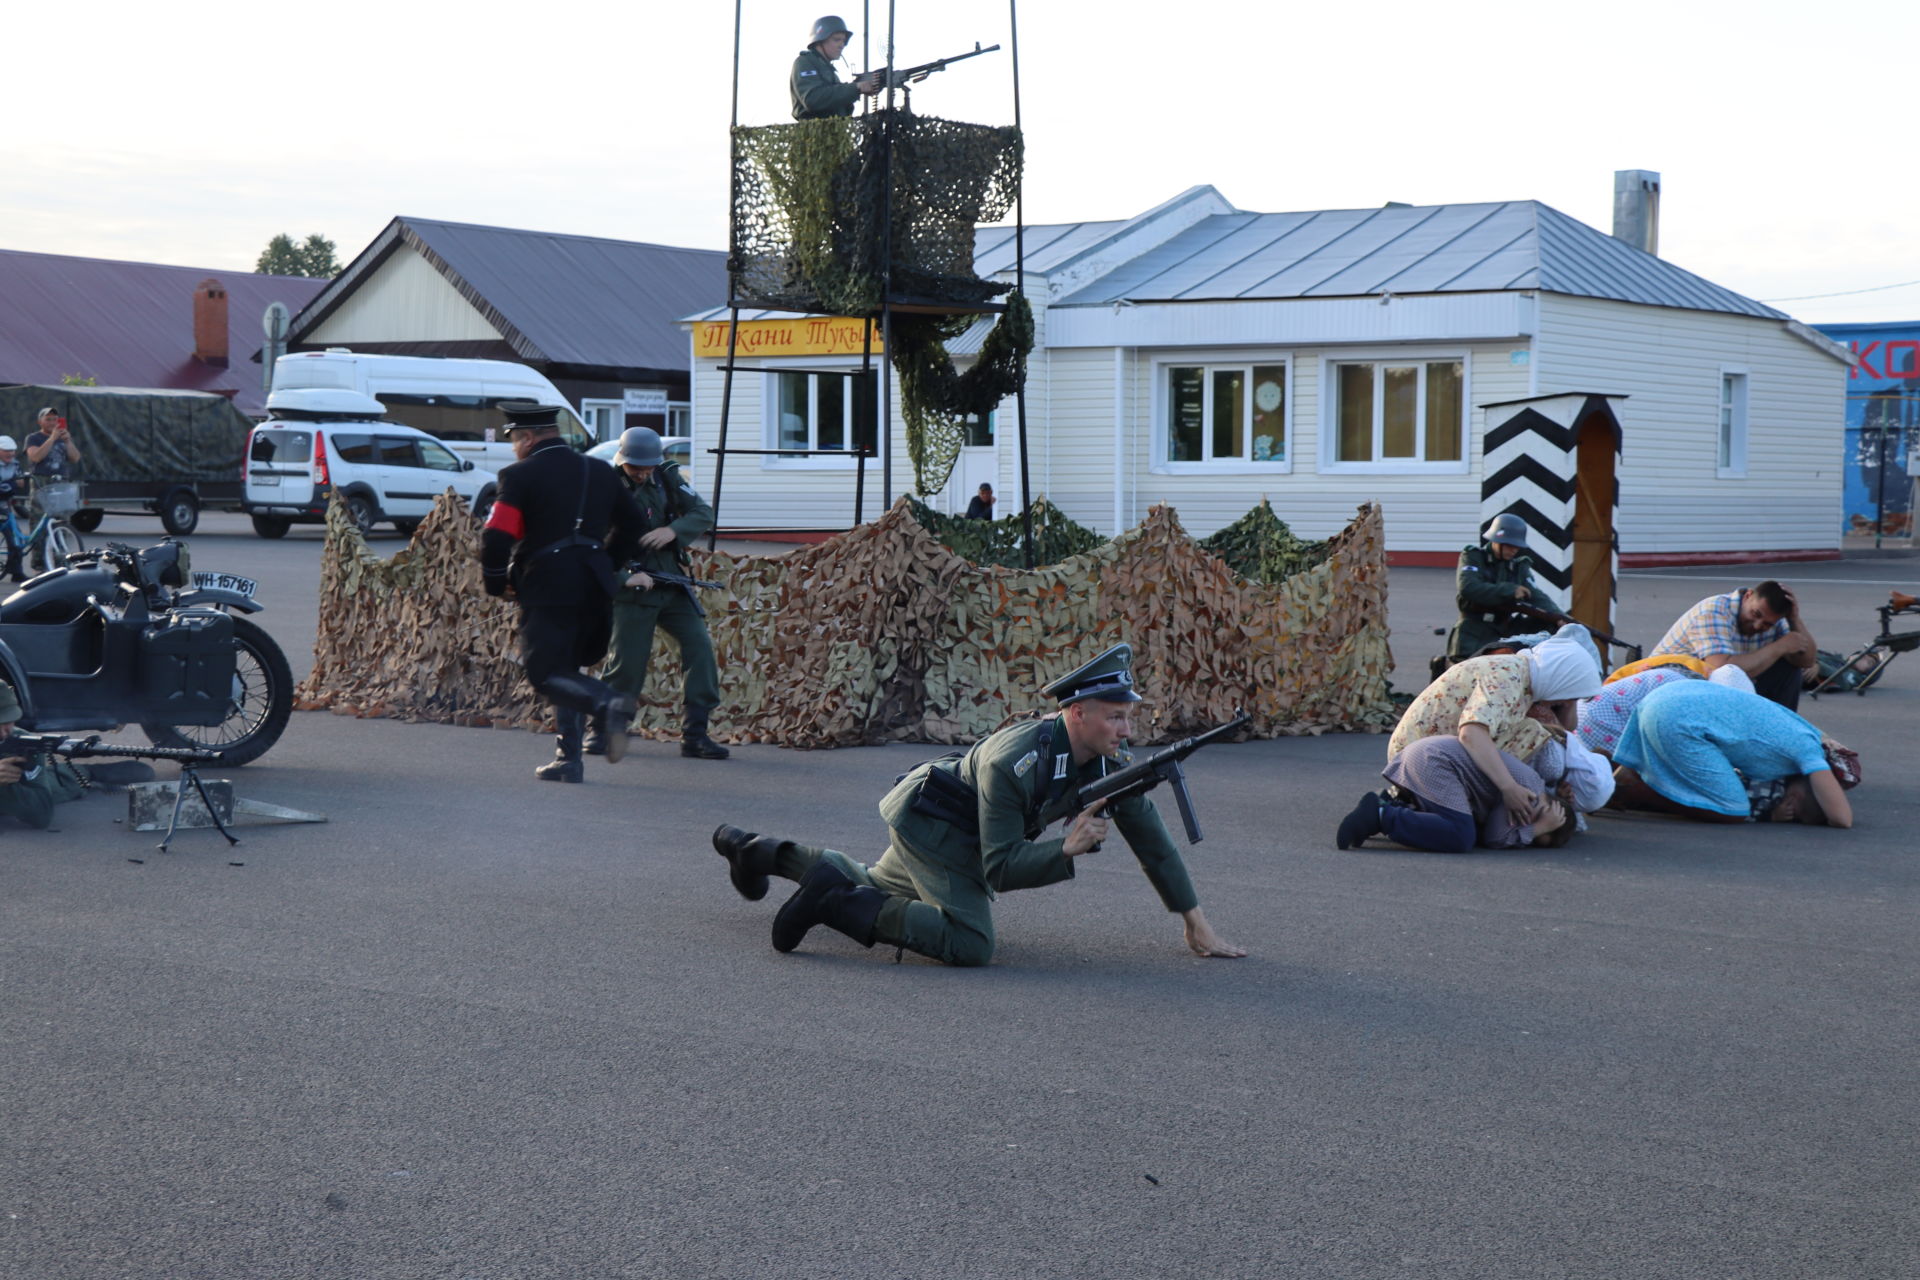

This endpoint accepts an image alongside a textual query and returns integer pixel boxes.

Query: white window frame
[760,366,880,470]
[1717,367,1750,479]
[667,402,691,437]
[1317,350,1472,475]
[580,398,624,443]
[1150,352,1294,475]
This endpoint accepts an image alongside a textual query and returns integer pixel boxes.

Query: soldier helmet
[1482,513,1530,550]
[614,427,665,468]
[809,14,852,45]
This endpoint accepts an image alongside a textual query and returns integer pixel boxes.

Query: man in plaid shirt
[1651,580,1817,709]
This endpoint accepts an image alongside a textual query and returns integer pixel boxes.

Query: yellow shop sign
[693,317,884,359]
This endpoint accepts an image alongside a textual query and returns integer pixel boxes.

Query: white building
[688,183,1849,564]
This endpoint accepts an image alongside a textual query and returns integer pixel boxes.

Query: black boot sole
[711,824,771,901]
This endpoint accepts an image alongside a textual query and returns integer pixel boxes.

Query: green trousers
[776,841,996,967]
[601,588,720,717]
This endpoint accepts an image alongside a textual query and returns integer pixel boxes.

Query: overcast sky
[7,0,1915,325]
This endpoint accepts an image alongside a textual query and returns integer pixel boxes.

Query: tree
[256,233,341,278]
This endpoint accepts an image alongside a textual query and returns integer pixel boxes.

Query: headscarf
[1525,624,1604,703]
[1708,664,1757,694]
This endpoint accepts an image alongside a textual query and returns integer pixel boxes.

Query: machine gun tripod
[2,732,236,852]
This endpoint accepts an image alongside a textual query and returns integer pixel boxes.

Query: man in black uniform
[791,14,881,120]
[479,403,645,783]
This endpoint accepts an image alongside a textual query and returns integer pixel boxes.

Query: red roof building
[0,248,329,418]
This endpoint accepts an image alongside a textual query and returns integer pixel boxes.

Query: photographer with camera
[24,407,83,480]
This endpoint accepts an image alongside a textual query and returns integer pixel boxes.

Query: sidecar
[0,563,239,733]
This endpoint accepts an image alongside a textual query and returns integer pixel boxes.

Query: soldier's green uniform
[1446,542,1545,661]
[790,46,862,120]
[600,452,724,753]
[713,644,1207,967]
[0,753,86,828]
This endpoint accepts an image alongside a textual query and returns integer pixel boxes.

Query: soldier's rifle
[1040,710,1250,848]
[876,42,1002,88]
[1498,602,1642,664]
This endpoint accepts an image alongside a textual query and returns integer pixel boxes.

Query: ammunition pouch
[908,762,980,837]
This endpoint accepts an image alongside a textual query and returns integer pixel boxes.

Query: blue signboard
[1814,321,1918,539]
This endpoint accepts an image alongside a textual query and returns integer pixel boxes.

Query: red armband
[484,500,525,540]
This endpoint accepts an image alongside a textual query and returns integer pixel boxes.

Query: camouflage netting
[296,491,1396,747]
[732,111,1031,496]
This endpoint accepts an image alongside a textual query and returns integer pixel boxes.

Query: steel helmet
[1483,512,1530,550]
[809,14,852,44]
[614,427,665,468]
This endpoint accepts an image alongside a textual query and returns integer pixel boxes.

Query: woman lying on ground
[1606,677,1854,827]
[1387,625,1605,829]
[1337,736,1576,852]
[1577,662,1706,757]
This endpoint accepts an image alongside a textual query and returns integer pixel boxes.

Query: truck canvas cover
[0,384,252,484]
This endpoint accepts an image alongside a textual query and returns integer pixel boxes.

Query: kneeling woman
[1339,736,1576,852]
[1608,679,1853,827]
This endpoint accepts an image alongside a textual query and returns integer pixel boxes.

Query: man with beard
[1648,581,1817,709]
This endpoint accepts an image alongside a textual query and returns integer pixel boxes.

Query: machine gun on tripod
[1,731,235,852]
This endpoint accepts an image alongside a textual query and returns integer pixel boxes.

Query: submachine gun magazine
[1043,710,1250,847]
[878,41,1002,88]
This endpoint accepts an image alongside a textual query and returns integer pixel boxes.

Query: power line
[1761,278,1920,302]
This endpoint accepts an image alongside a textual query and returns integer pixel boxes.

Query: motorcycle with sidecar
[0,539,292,766]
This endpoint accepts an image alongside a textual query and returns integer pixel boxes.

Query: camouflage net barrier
[297,491,1395,747]
[732,112,1031,496]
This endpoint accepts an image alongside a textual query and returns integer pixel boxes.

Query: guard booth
[1478,393,1626,636]
[708,6,1037,560]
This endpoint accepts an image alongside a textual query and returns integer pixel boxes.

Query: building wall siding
[1534,294,1846,553]
[308,250,505,345]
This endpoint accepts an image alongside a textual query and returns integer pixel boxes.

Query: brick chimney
[193,277,229,367]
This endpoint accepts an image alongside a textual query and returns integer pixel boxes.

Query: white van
[242,388,498,538]
[269,350,592,472]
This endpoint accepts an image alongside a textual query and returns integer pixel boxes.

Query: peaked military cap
[1042,642,1143,706]
[498,401,562,433]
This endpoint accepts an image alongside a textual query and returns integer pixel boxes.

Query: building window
[1328,358,1465,468]
[769,370,878,457]
[1718,370,1749,478]
[667,403,691,437]
[962,410,995,448]
[580,399,623,442]
[1160,361,1289,467]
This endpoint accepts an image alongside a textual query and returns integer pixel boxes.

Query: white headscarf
[1708,664,1757,695]
[1525,624,1605,703]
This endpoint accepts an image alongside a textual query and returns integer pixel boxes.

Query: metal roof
[1052,200,1785,319]
[0,248,329,417]
[290,217,728,378]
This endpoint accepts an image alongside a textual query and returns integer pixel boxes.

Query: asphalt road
[2,512,1914,1279]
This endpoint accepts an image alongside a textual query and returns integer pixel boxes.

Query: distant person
[966,483,996,521]
[24,407,82,480]
[1445,513,1555,666]
[791,15,882,120]
[0,435,23,581]
[1649,581,1816,709]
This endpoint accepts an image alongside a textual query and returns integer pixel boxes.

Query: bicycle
[1,478,87,581]
[1808,591,1920,697]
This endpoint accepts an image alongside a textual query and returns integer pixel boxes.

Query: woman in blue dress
[1608,679,1853,827]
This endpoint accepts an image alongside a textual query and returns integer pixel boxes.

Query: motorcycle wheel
[140,617,294,767]
[29,522,85,575]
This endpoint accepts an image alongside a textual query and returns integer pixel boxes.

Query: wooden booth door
[1569,413,1618,634]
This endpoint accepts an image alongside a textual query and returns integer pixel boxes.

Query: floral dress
[1388,655,1556,762]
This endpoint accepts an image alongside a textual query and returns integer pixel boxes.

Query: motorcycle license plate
[193,571,258,599]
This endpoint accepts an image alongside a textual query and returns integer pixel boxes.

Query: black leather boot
[535,708,585,783]
[681,707,730,760]
[771,861,886,954]
[582,724,607,756]
[1335,792,1384,849]
[540,673,635,765]
[711,824,783,900]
